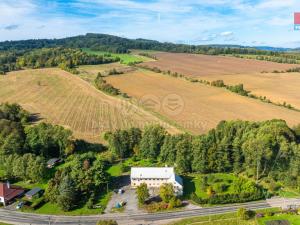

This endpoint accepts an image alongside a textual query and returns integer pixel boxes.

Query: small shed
[25,188,43,200]
[47,158,60,168]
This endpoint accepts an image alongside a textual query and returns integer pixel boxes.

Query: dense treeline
[94,73,129,98]
[0,47,119,74]
[1,33,299,65]
[106,121,300,191]
[233,54,300,64]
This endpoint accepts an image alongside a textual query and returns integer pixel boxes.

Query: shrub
[237,207,254,220]
[30,197,45,210]
[213,183,228,193]
[97,220,118,225]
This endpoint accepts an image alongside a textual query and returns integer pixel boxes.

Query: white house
[130,167,183,195]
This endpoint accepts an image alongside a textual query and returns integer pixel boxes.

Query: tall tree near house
[159,183,175,203]
[57,175,77,211]
[175,135,193,173]
[139,125,166,160]
[136,183,150,204]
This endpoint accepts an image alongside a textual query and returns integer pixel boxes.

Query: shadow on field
[29,113,43,123]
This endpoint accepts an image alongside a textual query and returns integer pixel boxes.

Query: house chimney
[7,181,10,189]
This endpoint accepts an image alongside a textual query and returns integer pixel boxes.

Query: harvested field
[0,68,179,142]
[141,52,296,76]
[198,72,300,110]
[106,70,300,134]
[78,63,134,83]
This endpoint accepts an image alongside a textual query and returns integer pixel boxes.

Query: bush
[168,197,182,209]
[213,183,228,193]
[190,190,265,205]
[237,207,255,220]
[97,220,118,225]
[30,197,45,210]
[87,193,95,209]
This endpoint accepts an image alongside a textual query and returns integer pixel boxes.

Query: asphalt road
[0,198,299,225]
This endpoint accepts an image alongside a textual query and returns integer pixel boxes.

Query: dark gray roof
[47,158,60,165]
[25,188,42,197]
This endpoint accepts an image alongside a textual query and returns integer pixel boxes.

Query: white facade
[130,167,183,195]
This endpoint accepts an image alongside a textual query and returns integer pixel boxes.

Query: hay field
[77,63,134,83]
[0,68,178,142]
[106,70,300,134]
[141,52,296,76]
[197,72,300,110]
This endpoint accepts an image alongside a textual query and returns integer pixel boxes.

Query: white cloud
[220,31,233,37]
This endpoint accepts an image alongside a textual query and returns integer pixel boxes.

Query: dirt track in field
[106,70,300,134]
[141,52,296,76]
[0,68,179,142]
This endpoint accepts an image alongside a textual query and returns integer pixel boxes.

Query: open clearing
[0,68,178,142]
[83,48,153,65]
[106,69,300,134]
[141,52,296,76]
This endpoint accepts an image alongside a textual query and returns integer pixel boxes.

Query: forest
[1,33,300,70]
[0,47,119,74]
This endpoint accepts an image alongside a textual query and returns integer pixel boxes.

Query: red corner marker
[295,12,300,24]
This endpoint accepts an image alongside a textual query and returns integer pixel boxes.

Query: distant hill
[254,46,292,52]
[0,33,298,53]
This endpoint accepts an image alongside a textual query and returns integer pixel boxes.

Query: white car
[16,201,24,209]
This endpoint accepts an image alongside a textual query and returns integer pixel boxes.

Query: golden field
[0,68,178,142]
[106,69,300,134]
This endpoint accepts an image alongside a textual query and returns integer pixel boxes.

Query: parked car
[16,201,24,209]
[118,189,124,194]
[115,201,126,208]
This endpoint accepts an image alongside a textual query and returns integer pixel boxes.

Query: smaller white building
[130,167,183,195]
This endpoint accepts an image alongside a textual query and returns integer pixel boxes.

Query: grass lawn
[32,191,112,215]
[170,212,255,225]
[13,180,48,190]
[278,188,300,198]
[258,214,300,225]
[170,209,280,225]
[107,163,123,177]
[83,49,151,65]
[183,173,239,199]
[0,223,13,225]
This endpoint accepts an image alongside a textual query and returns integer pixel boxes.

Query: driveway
[105,175,140,214]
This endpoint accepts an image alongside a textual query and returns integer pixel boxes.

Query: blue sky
[1,0,300,47]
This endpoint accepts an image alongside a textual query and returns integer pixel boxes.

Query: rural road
[0,198,299,225]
